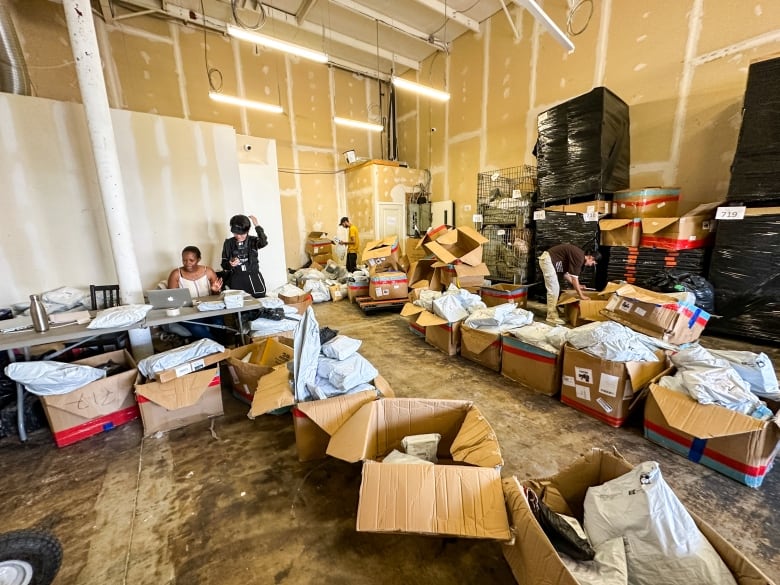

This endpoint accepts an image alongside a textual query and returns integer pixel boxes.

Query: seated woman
[166,245,225,342]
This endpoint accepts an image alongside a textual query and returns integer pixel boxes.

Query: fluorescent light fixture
[334,116,383,132]
[391,76,450,102]
[209,91,283,114]
[227,24,328,63]
[514,0,575,52]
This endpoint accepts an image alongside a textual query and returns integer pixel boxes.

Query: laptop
[146,288,193,309]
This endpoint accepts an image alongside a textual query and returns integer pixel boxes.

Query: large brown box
[599,218,641,247]
[612,188,680,218]
[501,334,561,396]
[459,325,501,372]
[368,271,408,300]
[640,201,721,250]
[425,320,462,356]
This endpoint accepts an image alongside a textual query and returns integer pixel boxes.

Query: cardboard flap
[462,326,500,354]
[326,400,378,462]
[416,224,451,249]
[136,368,218,411]
[625,351,667,389]
[682,201,722,217]
[297,390,379,435]
[641,217,680,233]
[248,367,294,419]
[415,310,448,327]
[373,374,395,397]
[450,407,503,468]
[362,237,399,260]
[43,368,137,419]
[356,461,511,539]
[615,284,682,305]
[599,218,633,231]
[649,384,768,438]
[400,303,425,318]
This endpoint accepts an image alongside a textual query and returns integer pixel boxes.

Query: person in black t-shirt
[220,214,269,298]
[538,244,600,325]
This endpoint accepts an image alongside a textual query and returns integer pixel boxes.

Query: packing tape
[166,307,181,317]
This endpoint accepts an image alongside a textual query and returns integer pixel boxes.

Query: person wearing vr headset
[221,214,268,298]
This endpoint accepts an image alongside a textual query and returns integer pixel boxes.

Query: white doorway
[376,202,405,241]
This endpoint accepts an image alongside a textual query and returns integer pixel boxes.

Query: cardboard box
[400,303,437,338]
[640,201,721,250]
[426,319,462,356]
[40,349,139,447]
[292,389,391,462]
[545,199,611,215]
[155,350,231,384]
[404,237,429,264]
[501,448,774,585]
[434,262,490,289]
[369,271,408,300]
[560,343,667,427]
[460,324,502,372]
[304,231,332,256]
[226,338,294,404]
[415,224,451,250]
[480,283,528,308]
[279,292,313,315]
[599,218,641,247]
[309,252,331,265]
[501,335,561,396]
[424,226,488,266]
[347,282,369,302]
[556,291,610,326]
[135,366,224,436]
[407,258,439,290]
[325,398,510,539]
[613,188,680,219]
[329,283,347,302]
[362,236,400,272]
[602,284,710,344]
[645,383,780,488]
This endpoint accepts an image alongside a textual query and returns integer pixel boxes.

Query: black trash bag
[256,307,285,321]
[645,268,715,313]
[526,488,595,561]
[319,327,339,345]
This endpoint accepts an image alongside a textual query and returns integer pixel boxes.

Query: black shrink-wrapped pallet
[536,87,630,203]
[727,56,780,203]
[530,211,607,300]
[706,209,780,343]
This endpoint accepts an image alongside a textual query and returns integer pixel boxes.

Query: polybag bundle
[42,286,90,311]
[258,297,285,309]
[560,538,628,585]
[321,335,362,361]
[196,301,225,311]
[709,349,780,399]
[433,293,469,323]
[250,313,300,334]
[499,307,535,330]
[275,283,306,298]
[87,304,153,329]
[5,361,106,395]
[293,307,321,402]
[583,461,736,585]
[137,338,225,379]
[303,280,331,303]
[317,353,378,391]
[567,321,660,362]
[509,322,569,355]
[465,304,517,328]
[306,374,374,400]
[412,289,442,312]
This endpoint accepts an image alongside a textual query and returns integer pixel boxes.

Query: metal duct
[0,3,31,95]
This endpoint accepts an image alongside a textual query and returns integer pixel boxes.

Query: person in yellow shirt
[340,216,360,272]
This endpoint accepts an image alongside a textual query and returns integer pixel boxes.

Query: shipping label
[562,375,575,387]
[575,385,591,401]
[574,367,594,385]
[598,373,620,397]
[596,397,614,413]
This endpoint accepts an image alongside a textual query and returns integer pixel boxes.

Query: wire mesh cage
[477,165,537,226]
[481,226,534,283]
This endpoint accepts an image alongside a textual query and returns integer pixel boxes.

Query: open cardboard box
[557,283,619,326]
[226,338,294,404]
[433,262,490,289]
[501,334,562,396]
[480,283,528,308]
[325,397,510,539]
[501,448,774,585]
[460,324,502,372]
[305,231,332,256]
[640,201,721,250]
[41,349,139,447]
[362,236,400,272]
[401,304,464,356]
[561,343,668,427]
[601,284,710,345]
[599,218,642,247]
[424,226,488,266]
[645,383,780,488]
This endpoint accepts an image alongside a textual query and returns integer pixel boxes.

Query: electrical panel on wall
[432,200,455,228]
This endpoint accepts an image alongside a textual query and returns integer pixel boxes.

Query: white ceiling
[98,0,516,79]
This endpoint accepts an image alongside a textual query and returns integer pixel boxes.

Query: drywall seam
[667,0,703,186]
[114,21,172,45]
[284,56,305,264]
[525,18,541,159]
[397,110,416,122]
[444,52,450,199]
[364,75,374,159]
[96,19,123,108]
[593,0,611,85]
[295,144,336,154]
[231,38,248,135]
[330,67,346,220]
[480,17,490,170]
[170,23,189,119]
[450,129,482,144]
[693,28,780,66]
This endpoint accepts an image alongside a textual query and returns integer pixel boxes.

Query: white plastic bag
[293,307,321,402]
[583,461,736,585]
[433,293,468,323]
[567,321,660,363]
[5,361,106,395]
[303,280,331,303]
[709,349,780,399]
[560,537,628,585]
[383,449,433,465]
[321,335,362,361]
[87,304,153,329]
[316,353,378,391]
[136,338,225,379]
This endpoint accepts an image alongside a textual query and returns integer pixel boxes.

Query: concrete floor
[1,300,779,585]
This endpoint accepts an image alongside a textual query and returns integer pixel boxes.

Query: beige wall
[398,0,780,217]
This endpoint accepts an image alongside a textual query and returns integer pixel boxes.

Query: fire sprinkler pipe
[61,0,154,358]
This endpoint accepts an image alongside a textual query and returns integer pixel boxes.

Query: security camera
[243,144,252,152]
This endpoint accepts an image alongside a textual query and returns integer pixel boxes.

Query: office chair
[90,284,120,311]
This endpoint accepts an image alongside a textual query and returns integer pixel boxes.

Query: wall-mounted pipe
[0,3,32,95]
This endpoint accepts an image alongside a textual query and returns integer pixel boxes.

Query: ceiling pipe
[0,3,32,95]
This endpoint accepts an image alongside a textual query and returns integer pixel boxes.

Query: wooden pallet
[355,296,406,314]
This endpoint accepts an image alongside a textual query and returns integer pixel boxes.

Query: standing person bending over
[538,244,601,325]
[340,216,360,273]
[167,245,224,340]
[221,214,268,298]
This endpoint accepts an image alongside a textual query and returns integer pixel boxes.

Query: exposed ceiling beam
[98,0,115,23]
[263,4,420,70]
[329,0,448,52]
[296,0,319,25]
[410,0,480,33]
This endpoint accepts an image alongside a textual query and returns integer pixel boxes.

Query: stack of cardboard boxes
[361,236,409,301]
[305,232,333,265]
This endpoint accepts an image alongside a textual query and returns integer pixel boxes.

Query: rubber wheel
[0,530,62,585]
